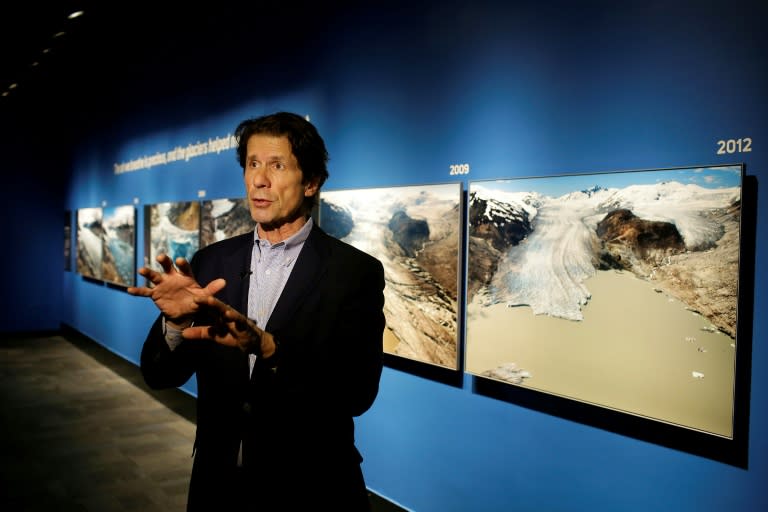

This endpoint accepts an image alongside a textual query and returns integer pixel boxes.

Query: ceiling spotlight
[68,11,85,19]
[9,83,18,90]
[54,31,67,38]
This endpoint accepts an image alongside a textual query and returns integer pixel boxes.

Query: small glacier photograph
[147,201,200,274]
[466,165,743,438]
[319,183,462,369]
[77,207,103,280]
[101,205,136,287]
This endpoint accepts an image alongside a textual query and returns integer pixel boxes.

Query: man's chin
[251,207,309,230]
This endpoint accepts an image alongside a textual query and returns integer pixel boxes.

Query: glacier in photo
[470,169,741,325]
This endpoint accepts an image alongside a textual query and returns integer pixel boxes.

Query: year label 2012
[717,137,752,155]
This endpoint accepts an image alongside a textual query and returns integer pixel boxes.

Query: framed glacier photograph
[319,183,463,370]
[145,201,201,274]
[200,197,255,249]
[101,205,136,287]
[76,207,103,280]
[465,165,745,440]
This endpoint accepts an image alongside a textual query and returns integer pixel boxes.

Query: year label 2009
[449,163,470,175]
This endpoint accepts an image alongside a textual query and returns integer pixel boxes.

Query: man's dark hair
[234,112,330,190]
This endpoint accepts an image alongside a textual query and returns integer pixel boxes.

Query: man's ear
[304,177,320,198]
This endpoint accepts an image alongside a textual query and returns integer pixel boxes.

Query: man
[127,112,385,511]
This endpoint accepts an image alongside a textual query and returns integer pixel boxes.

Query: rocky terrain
[595,208,686,270]
[201,198,254,247]
[467,192,533,299]
[319,200,354,239]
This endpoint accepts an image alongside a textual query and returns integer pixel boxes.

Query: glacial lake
[466,269,736,438]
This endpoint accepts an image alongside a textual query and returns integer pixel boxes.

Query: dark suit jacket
[140,223,385,511]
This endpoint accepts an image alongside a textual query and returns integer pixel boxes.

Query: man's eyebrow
[247,154,284,160]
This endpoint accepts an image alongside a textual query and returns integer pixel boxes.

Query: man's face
[243,134,319,235]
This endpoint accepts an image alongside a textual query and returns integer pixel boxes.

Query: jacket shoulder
[312,226,382,269]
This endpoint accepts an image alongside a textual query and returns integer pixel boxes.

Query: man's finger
[181,326,208,339]
[205,278,227,296]
[126,286,152,297]
[223,307,242,321]
[193,295,230,315]
[193,295,217,307]
[233,317,249,332]
[156,254,175,273]
[211,323,230,338]
[176,258,193,276]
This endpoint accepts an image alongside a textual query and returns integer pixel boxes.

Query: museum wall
[10,1,768,510]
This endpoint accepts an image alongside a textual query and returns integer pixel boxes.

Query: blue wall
[55,1,768,510]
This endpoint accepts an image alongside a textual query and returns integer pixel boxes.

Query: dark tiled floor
[0,331,404,511]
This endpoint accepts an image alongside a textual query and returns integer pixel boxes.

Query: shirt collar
[253,216,314,249]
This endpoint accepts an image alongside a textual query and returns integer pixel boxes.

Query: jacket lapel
[221,234,254,313]
[265,225,328,333]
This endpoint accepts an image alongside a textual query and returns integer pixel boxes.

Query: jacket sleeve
[140,313,199,390]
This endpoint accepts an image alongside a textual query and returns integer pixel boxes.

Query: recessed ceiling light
[68,11,85,20]
[54,31,66,38]
[9,83,18,89]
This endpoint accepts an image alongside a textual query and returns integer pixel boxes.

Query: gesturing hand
[183,295,277,358]
[127,254,226,324]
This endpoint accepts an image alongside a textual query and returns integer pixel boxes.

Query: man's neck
[257,215,309,244]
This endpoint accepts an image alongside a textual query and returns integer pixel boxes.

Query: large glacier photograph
[101,205,136,287]
[200,197,254,249]
[319,183,462,369]
[146,201,200,274]
[466,165,743,438]
[76,207,103,280]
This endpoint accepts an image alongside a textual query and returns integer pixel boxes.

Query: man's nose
[250,167,269,186]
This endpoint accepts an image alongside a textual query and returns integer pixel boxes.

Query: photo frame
[465,165,744,439]
[319,182,463,370]
[64,210,72,272]
[144,201,201,273]
[101,205,136,287]
[76,207,103,280]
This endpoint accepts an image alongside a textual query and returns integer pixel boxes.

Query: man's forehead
[246,134,294,158]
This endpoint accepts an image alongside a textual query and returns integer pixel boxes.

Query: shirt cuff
[161,316,186,351]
